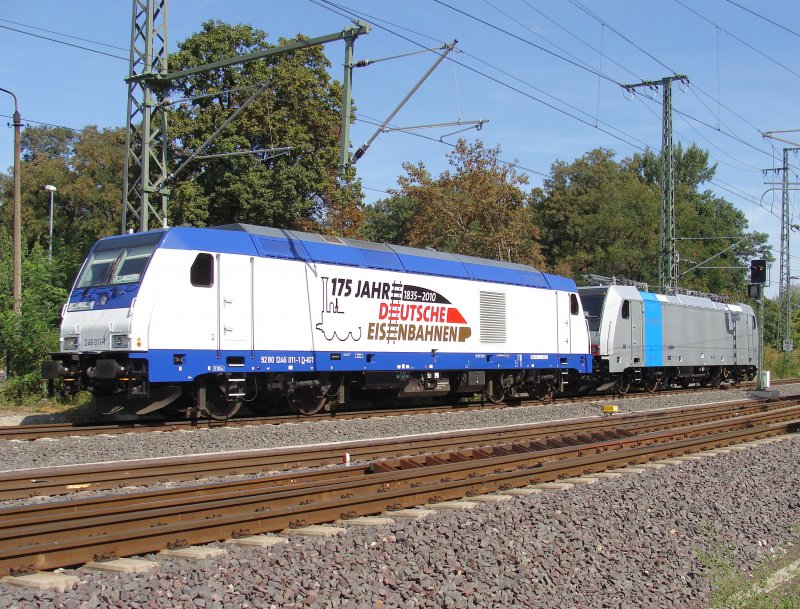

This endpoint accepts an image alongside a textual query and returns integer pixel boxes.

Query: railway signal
[750,259,767,285]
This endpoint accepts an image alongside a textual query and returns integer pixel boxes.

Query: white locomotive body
[43,224,592,418]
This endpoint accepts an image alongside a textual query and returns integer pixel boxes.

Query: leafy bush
[763,345,800,380]
[0,372,46,406]
[0,238,67,402]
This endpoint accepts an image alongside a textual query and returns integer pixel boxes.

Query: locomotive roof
[148,223,577,292]
[578,284,753,314]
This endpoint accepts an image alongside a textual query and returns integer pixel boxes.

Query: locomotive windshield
[580,294,605,332]
[75,232,164,288]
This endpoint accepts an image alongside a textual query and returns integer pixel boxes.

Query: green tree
[628,144,770,294]
[0,124,123,390]
[531,148,659,279]
[388,140,543,266]
[0,124,124,275]
[166,21,363,235]
[532,144,770,295]
[0,234,67,396]
[358,195,418,245]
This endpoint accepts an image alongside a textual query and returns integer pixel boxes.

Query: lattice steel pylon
[623,75,688,292]
[122,0,169,234]
[122,0,369,234]
[779,148,800,352]
[660,79,677,293]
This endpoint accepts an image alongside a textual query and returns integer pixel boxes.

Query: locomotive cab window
[75,233,162,288]
[622,300,630,319]
[580,293,605,332]
[570,293,580,315]
[191,253,214,287]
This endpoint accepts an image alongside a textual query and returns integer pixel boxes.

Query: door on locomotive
[555,291,572,353]
[217,253,253,352]
[603,286,644,371]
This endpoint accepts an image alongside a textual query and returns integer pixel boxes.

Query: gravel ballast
[3,384,797,472]
[0,438,798,608]
[0,386,798,608]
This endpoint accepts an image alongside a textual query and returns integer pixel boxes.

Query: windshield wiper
[103,250,126,286]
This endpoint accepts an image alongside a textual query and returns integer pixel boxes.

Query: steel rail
[2,399,796,525]
[0,405,797,576]
[0,396,788,500]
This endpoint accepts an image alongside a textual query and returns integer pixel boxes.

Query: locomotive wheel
[529,381,553,402]
[287,388,326,416]
[614,376,631,395]
[484,377,506,404]
[642,375,659,393]
[199,387,242,420]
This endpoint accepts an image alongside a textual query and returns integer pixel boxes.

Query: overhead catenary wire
[357,113,548,178]
[518,0,645,83]
[0,114,79,132]
[0,23,127,61]
[563,0,772,158]
[632,94,763,173]
[314,0,650,153]
[567,0,680,76]
[480,0,611,81]
[0,18,128,51]
[431,0,623,86]
[672,0,800,81]
[722,0,800,41]
[447,0,772,167]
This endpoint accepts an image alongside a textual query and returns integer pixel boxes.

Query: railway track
[2,377,788,441]
[1,394,798,576]
[0,395,787,501]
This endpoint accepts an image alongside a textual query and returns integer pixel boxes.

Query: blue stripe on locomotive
[138,349,591,383]
[158,226,576,292]
[640,291,663,367]
[77,226,584,295]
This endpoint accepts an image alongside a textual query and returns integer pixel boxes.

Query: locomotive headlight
[63,336,79,351]
[111,334,131,350]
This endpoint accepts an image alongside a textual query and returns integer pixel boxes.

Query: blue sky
[0,0,798,293]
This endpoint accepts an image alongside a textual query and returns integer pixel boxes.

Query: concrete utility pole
[623,75,688,293]
[45,185,57,261]
[123,0,370,234]
[0,87,22,313]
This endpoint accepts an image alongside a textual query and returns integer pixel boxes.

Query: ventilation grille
[480,291,507,343]
[321,234,345,245]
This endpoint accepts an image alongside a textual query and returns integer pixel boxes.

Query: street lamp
[0,87,21,313]
[44,185,56,261]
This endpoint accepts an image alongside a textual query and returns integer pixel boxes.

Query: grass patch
[702,538,800,609]
[0,384,95,422]
[763,346,800,380]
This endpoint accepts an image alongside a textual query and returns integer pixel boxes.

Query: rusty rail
[0,396,788,500]
[0,399,797,576]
